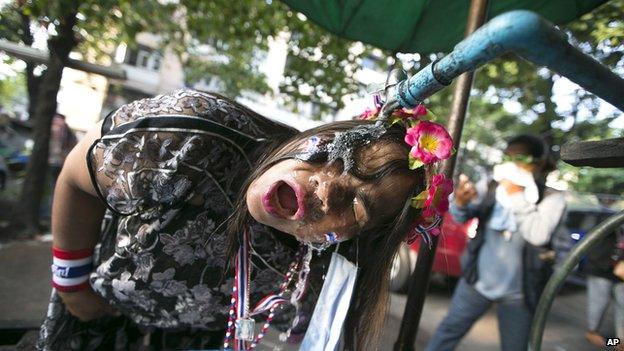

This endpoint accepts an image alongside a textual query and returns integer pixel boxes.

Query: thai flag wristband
[51,247,94,292]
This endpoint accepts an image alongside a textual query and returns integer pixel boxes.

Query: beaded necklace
[223,229,310,350]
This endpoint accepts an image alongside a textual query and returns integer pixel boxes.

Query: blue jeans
[587,275,624,338]
[425,278,532,351]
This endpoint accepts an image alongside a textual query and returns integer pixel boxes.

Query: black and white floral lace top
[86,89,302,330]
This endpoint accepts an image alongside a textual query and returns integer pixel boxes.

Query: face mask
[300,252,358,351]
[492,162,539,204]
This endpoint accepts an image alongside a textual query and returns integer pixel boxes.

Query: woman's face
[246,141,417,243]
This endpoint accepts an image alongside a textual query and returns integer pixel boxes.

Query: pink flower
[413,104,428,117]
[422,174,454,219]
[404,121,453,164]
[393,104,428,119]
[359,106,379,120]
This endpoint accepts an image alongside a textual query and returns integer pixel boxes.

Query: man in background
[44,113,77,218]
[585,219,624,348]
[48,113,77,183]
[426,134,566,351]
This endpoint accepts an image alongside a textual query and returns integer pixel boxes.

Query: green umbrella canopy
[281,0,609,54]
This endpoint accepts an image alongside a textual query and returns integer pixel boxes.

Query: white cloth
[300,253,358,351]
[492,162,539,205]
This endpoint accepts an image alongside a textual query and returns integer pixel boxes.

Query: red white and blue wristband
[51,247,93,292]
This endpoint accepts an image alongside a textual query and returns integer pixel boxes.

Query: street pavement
[0,240,617,350]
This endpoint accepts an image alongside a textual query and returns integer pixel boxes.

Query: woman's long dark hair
[226,120,425,350]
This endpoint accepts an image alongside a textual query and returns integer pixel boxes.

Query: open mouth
[262,181,305,219]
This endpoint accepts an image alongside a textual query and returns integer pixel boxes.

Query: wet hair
[226,120,425,350]
[507,134,547,161]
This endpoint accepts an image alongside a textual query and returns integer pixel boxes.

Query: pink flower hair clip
[359,94,455,245]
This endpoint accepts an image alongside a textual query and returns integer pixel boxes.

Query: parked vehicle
[390,212,478,291]
[552,205,617,285]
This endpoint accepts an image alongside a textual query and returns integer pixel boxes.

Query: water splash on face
[280,245,313,342]
[295,124,387,174]
[295,136,328,163]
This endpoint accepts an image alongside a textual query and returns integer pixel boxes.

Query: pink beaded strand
[224,246,305,350]
[248,263,298,350]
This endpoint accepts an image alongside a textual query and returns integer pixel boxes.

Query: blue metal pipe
[394,10,624,112]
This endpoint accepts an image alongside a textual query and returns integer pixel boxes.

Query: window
[151,54,162,71]
[124,44,162,71]
[136,50,151,68]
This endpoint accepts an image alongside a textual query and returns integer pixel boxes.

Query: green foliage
[0,0,182,103]
[185,55,271,99]
[0,2,25,43]
[1,0,370,119]
[72,1,180,60]
[567,1,624,67]
[181,0,278,98]
[0,0,357,119]
[562,165,624,195]
[0,73,26,110]
[0,0,180,61]
[181,0,369,119]
[278,12,365,116]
